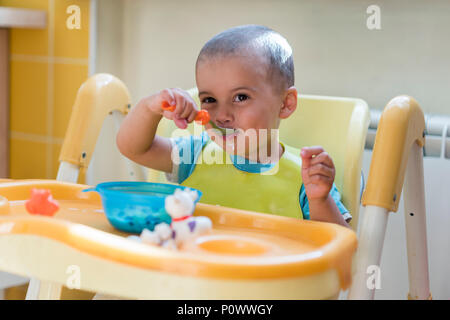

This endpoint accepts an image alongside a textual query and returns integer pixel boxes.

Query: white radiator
[366,110,450,159]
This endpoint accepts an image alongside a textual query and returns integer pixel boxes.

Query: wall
[3,0,91,180]
[95,0,122,80]
[100,0,450,115]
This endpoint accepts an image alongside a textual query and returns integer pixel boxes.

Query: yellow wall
[2,0,90,181]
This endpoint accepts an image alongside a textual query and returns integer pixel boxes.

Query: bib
[181,140,303,219]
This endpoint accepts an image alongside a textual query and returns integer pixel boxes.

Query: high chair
[0,74,431,300]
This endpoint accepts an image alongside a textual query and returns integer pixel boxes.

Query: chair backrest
[149,88,370,230]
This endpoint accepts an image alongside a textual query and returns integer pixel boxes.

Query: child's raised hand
[300,146,335,202]
[150,88,200,129]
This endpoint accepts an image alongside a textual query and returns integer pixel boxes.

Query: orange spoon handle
[160,101,210,125]
[161,100,176,112]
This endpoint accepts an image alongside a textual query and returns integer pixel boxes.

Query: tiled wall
[2,0,90,181]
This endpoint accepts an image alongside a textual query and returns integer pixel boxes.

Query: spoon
[161,101,228,135]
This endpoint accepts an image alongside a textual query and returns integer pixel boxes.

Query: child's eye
[201,97,216,104]
[233,94,249,102]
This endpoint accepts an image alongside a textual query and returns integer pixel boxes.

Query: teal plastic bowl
[83,181,202,234]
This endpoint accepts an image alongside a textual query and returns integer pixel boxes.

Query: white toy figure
[131,188,212,249]
[170,215,212,247]
[165,188,199,219]
[165,188,212,247]
[140,223,172,245]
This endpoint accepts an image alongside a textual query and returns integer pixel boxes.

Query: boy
[117,25,351,227]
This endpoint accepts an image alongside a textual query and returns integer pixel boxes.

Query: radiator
[366,110,450,159]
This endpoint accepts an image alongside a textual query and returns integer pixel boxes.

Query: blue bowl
[83,181,202,234]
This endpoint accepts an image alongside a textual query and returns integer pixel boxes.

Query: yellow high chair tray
[0,180,357,300]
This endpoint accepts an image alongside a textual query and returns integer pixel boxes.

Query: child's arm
[300,146,350,228]
[116,88,199,173]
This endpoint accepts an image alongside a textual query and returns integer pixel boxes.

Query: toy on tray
[134,188,212,249]
[82,181,203,234]
[25,188,59,216]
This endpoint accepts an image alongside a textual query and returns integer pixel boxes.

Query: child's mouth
[209,121,228,135]
[221,128,239,141]
[209,123,240,141]
[209,121,238,137]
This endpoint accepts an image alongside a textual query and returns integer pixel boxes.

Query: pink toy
[25,188,59,217]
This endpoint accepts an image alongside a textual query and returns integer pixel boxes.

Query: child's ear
[279,86,298,119]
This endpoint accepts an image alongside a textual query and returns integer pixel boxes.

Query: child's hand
[300,146,335,202]
[149,88,199,129]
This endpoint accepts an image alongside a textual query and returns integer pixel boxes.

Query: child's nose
[216,118,232,128]
[215,108,234,128]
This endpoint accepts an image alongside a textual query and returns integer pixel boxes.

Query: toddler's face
[196,54,286,160]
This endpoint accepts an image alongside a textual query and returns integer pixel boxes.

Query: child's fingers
[171,88,199,118]
[173,114,188,129]
[187,109,198,123]
[179,102,194,119]
[310,151,334,168]
[178,89,198,108]
[162,110,174,120]
[160,89,177,107]
[309,174,333,185]
[173,94,187,117]
[301,157,311,170]
[306,163,335,179]
[300,146,326,169]
[174,97,198,123]
[301,146,325,158]
[159,88,201,126]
